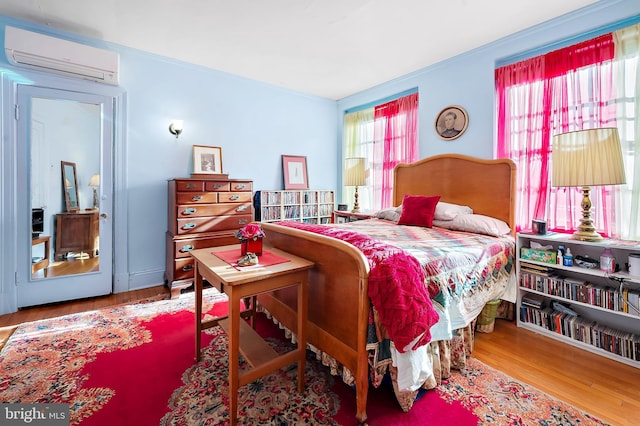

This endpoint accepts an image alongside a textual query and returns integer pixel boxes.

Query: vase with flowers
[235,223,265,256]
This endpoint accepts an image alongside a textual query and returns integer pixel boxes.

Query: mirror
[29,97,102,280]
[61,161,79,212]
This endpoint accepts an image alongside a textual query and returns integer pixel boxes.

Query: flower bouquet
[235,223,265,256]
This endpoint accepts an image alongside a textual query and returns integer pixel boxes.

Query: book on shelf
[520,262,554,274]
[521,293,545,308]
[628,289,640,316]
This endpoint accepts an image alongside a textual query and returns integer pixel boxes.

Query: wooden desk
[191,245,313,425]
[31,235,50,273]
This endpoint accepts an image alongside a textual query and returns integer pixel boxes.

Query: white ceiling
[0,0,599,100]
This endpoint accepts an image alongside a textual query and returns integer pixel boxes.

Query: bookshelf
[254,190,334,224]
[517,232,640,368]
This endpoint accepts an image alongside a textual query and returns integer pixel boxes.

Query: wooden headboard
[393,154,517,234]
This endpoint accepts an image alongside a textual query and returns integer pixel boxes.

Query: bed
[257,154,517,424]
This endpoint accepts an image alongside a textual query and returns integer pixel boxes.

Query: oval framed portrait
[434,105,468,141]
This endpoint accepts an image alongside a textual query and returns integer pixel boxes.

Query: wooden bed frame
[257,154,516,424]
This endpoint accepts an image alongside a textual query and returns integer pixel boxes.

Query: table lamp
[344,157,366,213]
[552,128,626,241]
[88,174,100,210]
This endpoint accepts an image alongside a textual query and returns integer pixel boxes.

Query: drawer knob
[237,205,247,212]
[182,223,196,230]
[183,207,196,215]
[229,195,240,201]
[179,245,194,253]
[191,195,203,201]
[185,184,196,189]
[238,219,248,225]
[182,264,194,272]
[236,184,246,189]
[214,184,223,189]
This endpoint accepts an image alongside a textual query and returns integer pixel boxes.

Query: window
[343,92,419,211]
[496,24,639,240]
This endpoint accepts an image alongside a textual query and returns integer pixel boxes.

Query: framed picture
[192,145,223,174]
[434,105,469,141]
[282,155,309,190]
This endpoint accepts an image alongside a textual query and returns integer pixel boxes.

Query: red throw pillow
[398,195,441,227]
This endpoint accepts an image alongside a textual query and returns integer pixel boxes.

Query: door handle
[100,213,108,219]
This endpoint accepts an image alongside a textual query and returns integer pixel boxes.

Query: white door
[16,85,114,307]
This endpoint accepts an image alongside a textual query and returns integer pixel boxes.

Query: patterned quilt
[335,218,515,317]
[269,219,516,400]
[276,220,440,352]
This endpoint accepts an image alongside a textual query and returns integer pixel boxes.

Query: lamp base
[351,186,360,213]
[571,229,604,242]
[570,186,604,242]
[92,188,99,210]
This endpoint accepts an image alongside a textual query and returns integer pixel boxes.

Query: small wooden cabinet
[165,177,254,298]
[55,211,99,260]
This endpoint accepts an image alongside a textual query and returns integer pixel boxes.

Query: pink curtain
[373,92,419,208]
[496,34,616,235]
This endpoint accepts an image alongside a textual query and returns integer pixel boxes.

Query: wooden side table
[333,210,375,224]
[31,235,50,273]
[190,245,314,425]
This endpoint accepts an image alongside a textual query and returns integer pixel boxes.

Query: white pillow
[450,214,511,237]
[434,202,473,221]
[374,206,402,222]
[432,219,454,229]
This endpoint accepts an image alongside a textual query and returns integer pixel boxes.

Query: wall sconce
[169,120,184,138]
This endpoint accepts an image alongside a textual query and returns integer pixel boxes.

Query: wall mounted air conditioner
[4,26,119,85]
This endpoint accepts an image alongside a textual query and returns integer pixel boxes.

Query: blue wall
[0,14,336,313]
[1,0,639,313]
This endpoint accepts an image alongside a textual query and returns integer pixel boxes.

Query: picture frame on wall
[434,105,468,141]
[192,145,223,175]
[282,155,309,190]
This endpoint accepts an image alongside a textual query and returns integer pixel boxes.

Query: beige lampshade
[344,157,366,186]
[552,128,626,187]
[88,174,100,187]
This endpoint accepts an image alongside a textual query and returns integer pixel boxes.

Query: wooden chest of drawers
[165,177,253,297]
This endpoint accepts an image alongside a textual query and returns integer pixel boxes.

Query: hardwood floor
[31,256,99,279]
[474,319,639,426]
[1,290,637,425]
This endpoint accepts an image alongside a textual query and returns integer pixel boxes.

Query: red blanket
[277,221,440,352]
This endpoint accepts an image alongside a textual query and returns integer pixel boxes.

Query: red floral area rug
[0,289,608,426]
